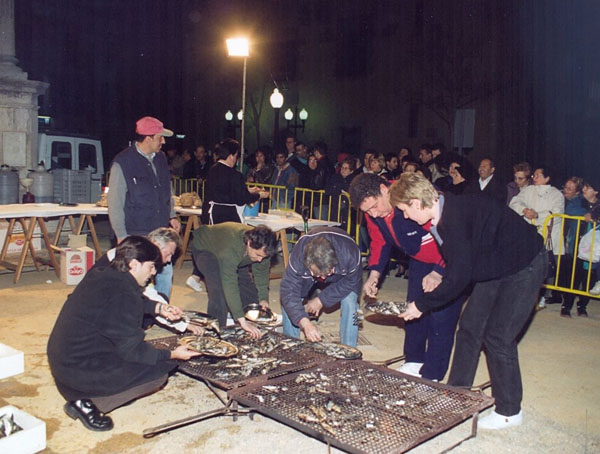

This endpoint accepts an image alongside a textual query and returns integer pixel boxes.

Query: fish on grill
[364,300,408,316]
[178,336,238,357]
[308,342,362,360]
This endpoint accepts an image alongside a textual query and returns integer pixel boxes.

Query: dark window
[79,143,97,172]
[50,141,72,169]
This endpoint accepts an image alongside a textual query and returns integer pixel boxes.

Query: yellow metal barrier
[541,213,598,297]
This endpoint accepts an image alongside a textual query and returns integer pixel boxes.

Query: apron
[208,200,246,225]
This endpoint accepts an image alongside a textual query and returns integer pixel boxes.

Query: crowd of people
[47,116,598,434]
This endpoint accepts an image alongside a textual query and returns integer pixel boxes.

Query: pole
[273,107,280,150]
[240,57,247,171]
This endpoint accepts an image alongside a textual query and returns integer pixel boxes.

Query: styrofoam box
[0,406,46,454]
[0,343,24,380]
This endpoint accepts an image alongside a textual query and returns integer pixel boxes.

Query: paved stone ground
[1,221,599,453]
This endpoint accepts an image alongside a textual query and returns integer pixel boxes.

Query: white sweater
[509,184,565,255]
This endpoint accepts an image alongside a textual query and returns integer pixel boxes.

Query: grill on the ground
[228,360,494,454]
[149,329,338,389]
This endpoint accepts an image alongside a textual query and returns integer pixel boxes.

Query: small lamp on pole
[269,88,284,149]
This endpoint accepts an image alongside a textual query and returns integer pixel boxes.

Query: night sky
[14,0,600,182]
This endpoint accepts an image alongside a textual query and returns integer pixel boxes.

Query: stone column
[0,0,48,176]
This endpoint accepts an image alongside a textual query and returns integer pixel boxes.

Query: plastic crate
[52,169,91,203]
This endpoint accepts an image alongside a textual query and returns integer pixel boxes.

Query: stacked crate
[52,169,91,203]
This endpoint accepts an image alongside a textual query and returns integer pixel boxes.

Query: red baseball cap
[135,116,173,137]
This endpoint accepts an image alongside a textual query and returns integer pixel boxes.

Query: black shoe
[64,399,114,431]
[560,308,571,318]
[577,309,588,317]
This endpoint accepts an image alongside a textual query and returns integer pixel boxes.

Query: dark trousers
[562,256,599,312]
[448,248,547,416]
[91,375,168,413]
[193,249,259,327]
[405,259,464,381]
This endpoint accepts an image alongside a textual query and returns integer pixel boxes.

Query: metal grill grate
[148,330,338,389]
[228,361,494,454]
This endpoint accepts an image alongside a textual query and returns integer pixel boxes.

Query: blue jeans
[448,248,547,416]
[282,291,359,347]
[154,262,173,301]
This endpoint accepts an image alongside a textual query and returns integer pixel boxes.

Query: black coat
[47,267,174,400]
[416,193,544,313]
[201,161,260,224]
[465,174,506,202]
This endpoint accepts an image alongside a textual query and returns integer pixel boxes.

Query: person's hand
[363,270,380,298]
[305,297,323,317]
[398,302,423,321]
[170,345,202,361]
[259,300,270,310]
[422,271,443,293]
[258,190,270,199]
[584,213,593,223]
[169,217,181,232]
[238,317,263,339]
[523,208,538,220]
[161,304,183,321]
[185,324,205,335]
[248,186,261,194]
[299,318,322,342]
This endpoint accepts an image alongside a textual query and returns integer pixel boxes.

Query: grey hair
[303,236,338,273]
[147,227,182,250]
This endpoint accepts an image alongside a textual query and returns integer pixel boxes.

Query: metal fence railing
[541,213,598,297]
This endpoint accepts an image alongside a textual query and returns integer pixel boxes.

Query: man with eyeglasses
[108,116,181,300]
[280,227,362,347]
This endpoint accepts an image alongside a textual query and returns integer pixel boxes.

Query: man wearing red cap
[107,116,181,301]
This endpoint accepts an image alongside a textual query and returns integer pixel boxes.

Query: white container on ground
[0,405,46,454]
[0,343,24,379]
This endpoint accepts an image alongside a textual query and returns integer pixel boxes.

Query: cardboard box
[59,235,95,285]
[0,343,24,380]
[0,220,42,255]
[0,405,46,454]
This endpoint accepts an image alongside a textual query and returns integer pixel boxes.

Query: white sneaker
[538,296,547,308]
[397,362,423,377]
[589,281,600,295]
[185,275,203,292]
[478,410,523,430]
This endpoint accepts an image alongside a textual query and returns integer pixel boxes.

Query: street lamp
[226,37,250,171]
[224,110,242,138]
[269,88,284,149]
[284,106,308,134]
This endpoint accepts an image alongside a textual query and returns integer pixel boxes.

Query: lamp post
[269,88,284,149]
[226,37,249,171]
[284,106,308,134]
[224,110,243,138]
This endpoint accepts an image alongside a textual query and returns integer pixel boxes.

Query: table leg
[37,217,60,277]
[177,214,194,269]
[14,217,37,283]
[86,215,102,257]
[279,230,290,269]
[0,218,16,261]
[21,218,41,273]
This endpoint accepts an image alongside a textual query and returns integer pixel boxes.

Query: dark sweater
[47,267,174,400]
[201,161,259,224]
[416,193,544,312]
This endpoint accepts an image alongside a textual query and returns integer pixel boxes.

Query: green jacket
[192,222,271,319]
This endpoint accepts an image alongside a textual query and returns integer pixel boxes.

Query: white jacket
[509,184,565,255]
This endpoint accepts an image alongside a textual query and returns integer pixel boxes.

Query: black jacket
[465,174,506,202]
[280,227,362,325]
[47,267,174,400]
[416,193,544,313]
[201,161,260,224]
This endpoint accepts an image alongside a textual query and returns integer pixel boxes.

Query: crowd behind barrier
[171,177,598,299]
